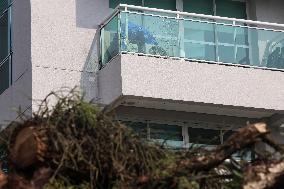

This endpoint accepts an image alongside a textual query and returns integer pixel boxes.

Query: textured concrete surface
[29,0,111,109]
[0,69,32,128]
[12,0,31,82]
[31,0,98,71]
[117,97,275,118]
[99,54,284,113]
[98,55,122,105]
[31,65,97,111]
[0,0,111,125]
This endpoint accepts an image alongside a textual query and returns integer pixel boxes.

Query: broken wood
[3,89,283,189]
[10,125,47,169]
[0,169,7,189]
[178,123,268,172]
[244,160,284,189]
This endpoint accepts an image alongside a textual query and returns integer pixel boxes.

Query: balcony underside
[98,53,284,118]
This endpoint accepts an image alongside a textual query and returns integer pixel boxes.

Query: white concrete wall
[30,0,111,109]
[0,0,113,125]
[122,54,284,111]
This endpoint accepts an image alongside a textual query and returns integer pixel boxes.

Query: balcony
[100,4,284,70]
[98,4,284,117]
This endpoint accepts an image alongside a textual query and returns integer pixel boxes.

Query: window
[188,127,220,145]
[121,120,183,148]
[183,0,247,19]
[123,121,148,138]
[183,0,249,65]
[144,0,176,11]
[183,0,213,15]
[215,0,247,19]
[120,119,238,149]
[109,0,176,11]
[0,0,11,94]
[109,0,246,18]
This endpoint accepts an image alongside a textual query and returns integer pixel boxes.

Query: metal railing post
[177,13,185,58]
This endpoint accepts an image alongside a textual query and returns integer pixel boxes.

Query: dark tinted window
[109,0,176,10]
[144,0,176,11]
[188,127,220,145]
[149,123,183,141]
[183,0,213,15]
[122,121,148,138]
[215,0,247,19]
[183,0,246,19]
[0,1,10,94]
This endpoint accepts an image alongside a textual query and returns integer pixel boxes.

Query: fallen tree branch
[244,160,284,189]
[261,135,284,153]
[178,123,268,172]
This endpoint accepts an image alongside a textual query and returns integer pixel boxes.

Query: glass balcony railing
[100,5,284,70]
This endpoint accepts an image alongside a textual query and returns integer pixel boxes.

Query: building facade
[0,0,284,147]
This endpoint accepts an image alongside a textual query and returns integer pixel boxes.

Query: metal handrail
[100,4,284,30]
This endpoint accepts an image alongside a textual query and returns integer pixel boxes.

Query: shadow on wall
[11,0,32,120]
[75,0,110,29]
[0,0,32,127]
[80,31,100,102]
[76,0,111,103]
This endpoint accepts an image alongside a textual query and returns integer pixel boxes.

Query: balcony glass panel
[100,9,284,70]
[183,19,216,61]
[120,12,179,57]
[100,14,119,67]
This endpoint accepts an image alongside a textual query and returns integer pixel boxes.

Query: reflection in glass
[100,11,284,70]
[100,15,119,67]
[120,12,179,57]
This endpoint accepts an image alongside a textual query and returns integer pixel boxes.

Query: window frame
[118,118,236,148]
[0,0,12,94]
